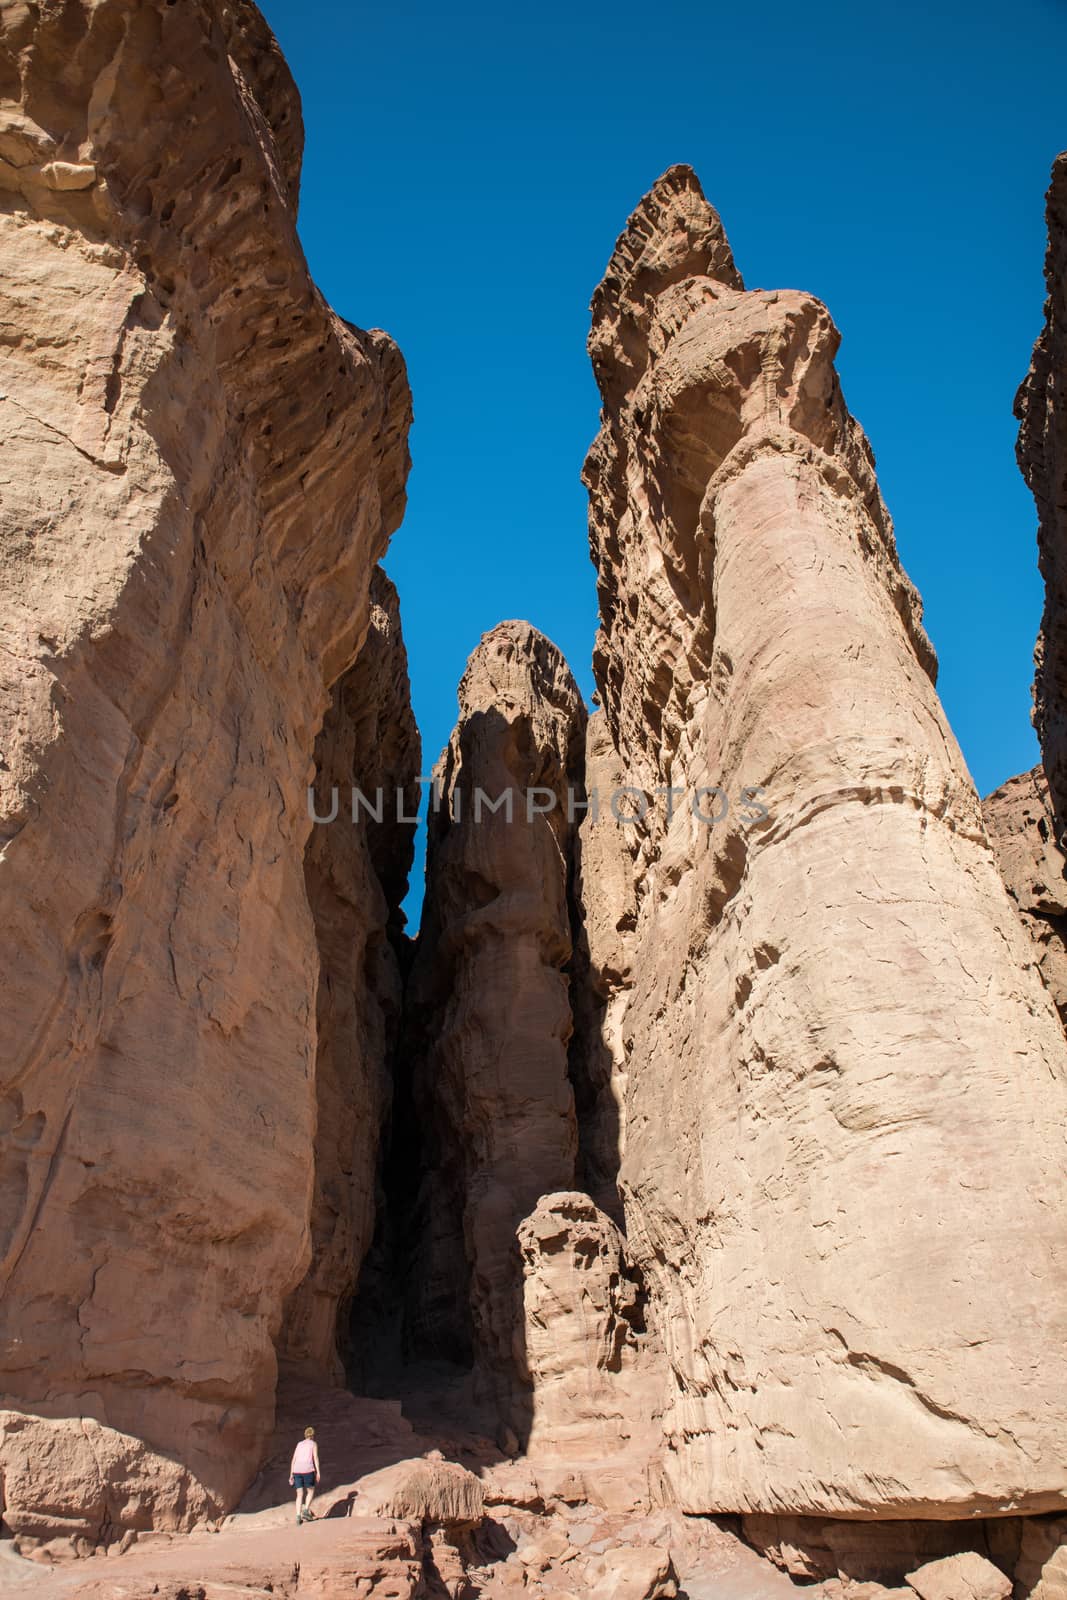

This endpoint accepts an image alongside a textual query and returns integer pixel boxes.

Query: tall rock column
[577,164,1067,1519]
[405,623,585,1414]
[0,0,410,1533]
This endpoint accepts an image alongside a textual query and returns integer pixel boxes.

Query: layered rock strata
[279,569,420,1380]
[0,0,410,1528]
[403,624,586,1408]
[1017,153,1067,830]
[576,164,1067,1517]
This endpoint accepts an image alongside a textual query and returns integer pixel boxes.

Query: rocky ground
[0,1381,1039,1600]
[0,1379,790,1598]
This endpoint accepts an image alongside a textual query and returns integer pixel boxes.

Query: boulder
[582,1545,679,1599]
[906,1552,1012,1600]
[356,1457,485,1530]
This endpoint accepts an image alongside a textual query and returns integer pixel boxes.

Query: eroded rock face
[982,766,1067,1021]
[0,0,410,1524]
[280,569,420,1381]
[578,164,1067,1517]
[404,623,586,1406]
[1017,152,1067,830]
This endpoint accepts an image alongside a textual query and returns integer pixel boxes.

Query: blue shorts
[293,1472,316,1489]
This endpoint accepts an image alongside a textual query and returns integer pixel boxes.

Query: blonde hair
[304,1427,315,1439]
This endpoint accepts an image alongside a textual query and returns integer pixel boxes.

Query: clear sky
[259,0,1067,919]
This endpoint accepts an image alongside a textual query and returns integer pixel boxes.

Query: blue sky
[260,0,1067,918]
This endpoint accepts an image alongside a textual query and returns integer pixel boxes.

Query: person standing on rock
[289,1426,321,1524]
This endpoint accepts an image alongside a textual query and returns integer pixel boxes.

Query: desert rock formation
[6,0,1067,1588]
[0,0,411,1531]
[575,164,1067,1518]
[1017,153,1067,829]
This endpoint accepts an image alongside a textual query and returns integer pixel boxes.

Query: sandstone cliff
[402,623,585,1409]
[1017,153,1067,830]
[575,164,1067,1518]
[0,0,411,1535]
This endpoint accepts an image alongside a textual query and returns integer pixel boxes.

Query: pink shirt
[291,1439,317,1473]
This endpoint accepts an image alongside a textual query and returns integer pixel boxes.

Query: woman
[288,1426,321,1524]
